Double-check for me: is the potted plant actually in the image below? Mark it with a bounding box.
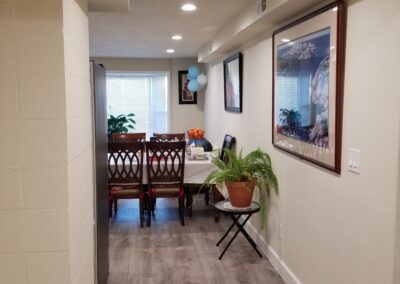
[203,148,278,225]
[279,108,301,136]
[107,113,136,139]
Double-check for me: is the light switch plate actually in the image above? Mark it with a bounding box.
[348,148,361,174]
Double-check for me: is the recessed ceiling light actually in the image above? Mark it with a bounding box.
[332,7,338,12]
[166,49,175,53]
[172,35,183,40]
[281,38,290,43]
[181,3,197,11]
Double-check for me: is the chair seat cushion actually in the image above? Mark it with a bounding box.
[110,185,140,197]
[150,186,184,197]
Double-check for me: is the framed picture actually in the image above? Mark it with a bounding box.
[224,53,242,112]
[178,70,197,104]
[272,0,346,173]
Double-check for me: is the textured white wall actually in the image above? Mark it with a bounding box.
[63,0,94,283]
[92,57,205,134]
[204,0,400,283]
[0,0,93,283]
[0,0,71,283]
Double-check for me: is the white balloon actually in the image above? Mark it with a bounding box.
[197,74,208,86]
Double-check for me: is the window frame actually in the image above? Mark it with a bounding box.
[105,70,171,133]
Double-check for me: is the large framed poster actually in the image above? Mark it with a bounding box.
[272,1,346,173]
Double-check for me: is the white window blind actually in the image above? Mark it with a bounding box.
[106,73,169,138]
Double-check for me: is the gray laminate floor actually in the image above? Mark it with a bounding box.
[108,196,284,284]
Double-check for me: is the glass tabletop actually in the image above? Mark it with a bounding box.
[214,201,260,214]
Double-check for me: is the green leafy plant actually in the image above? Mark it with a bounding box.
[279,108,301,134]
[203,148,278,226]
[107,113,136,134]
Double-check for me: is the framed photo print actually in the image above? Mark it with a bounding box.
[272,1,346,173]
[178,70,197,104]
[224,53,242,112]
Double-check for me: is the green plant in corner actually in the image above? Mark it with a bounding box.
[203,148,278,227]
[107,113,136,135]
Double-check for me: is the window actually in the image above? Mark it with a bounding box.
[106,72,169,138]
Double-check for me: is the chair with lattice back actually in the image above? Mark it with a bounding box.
[112,132,146,142]
[108,142,145,227]
[145,141,186,226]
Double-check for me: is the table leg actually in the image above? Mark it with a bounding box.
[218,214,251,259]
[185,186,193,217]
[230,215,263,258]
[218,213,263,259]
[212,185,224,222]
[216,215,240,246]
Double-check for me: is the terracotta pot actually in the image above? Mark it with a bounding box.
[226,181,255,207]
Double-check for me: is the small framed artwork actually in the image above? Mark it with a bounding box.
[272,0,346,173]
[224,53,242,112]
[178,70,197,104]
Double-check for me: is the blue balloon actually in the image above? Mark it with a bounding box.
[188,65,200,80]
[188,79,199,92]
[187,73,196,80]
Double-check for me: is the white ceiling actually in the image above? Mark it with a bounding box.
[89,0,253,58]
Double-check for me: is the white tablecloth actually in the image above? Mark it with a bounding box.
[182,155,216,184]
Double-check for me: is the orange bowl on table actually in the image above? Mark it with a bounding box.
[187,128,204,139]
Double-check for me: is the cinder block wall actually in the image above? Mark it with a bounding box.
[0,0,94,283]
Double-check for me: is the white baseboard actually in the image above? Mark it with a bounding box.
[244,221,302,284]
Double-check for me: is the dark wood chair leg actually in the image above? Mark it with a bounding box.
[204,191,210,205]
[114,199,118,214]
[151,197,156,213]
[139,198,144,227]
[179,196,185,226]
[143,186,148,211]
[109,199,113,218]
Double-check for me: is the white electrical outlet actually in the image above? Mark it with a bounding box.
[348,148,361,174]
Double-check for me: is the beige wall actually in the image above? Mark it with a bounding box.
[395,126,400,283]
[0,0,93,283]
[92,57,205,133]
[204,0,400,283]
[63,0,94,283]
[0,1,70,283]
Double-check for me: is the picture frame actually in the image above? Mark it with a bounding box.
[178,70,197,104]
[224,53,242,112]
[272,0,346,173]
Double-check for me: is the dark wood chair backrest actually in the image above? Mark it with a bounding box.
[220,134,236,162]
[112,133,146,142]
[108,142,144,186]
[153,133,185,142]
[145,141,186,186]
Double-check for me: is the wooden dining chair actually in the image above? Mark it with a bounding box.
[145,141,186,226]
[108,142,146,227]
[219,134,236,162]
[112,132,146,142]
[208,134,236,222]
[153,132,185,141]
